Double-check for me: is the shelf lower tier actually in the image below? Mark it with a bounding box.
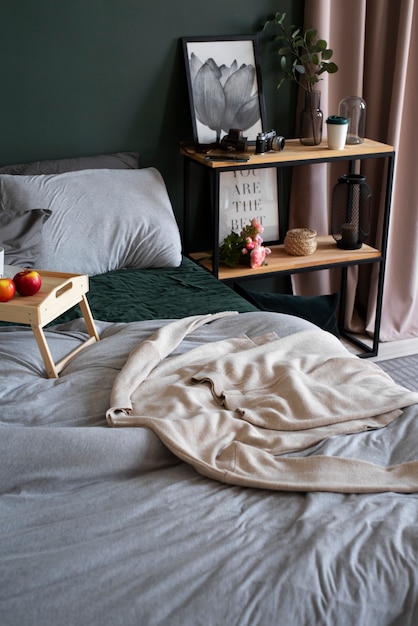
[190,235,382,280]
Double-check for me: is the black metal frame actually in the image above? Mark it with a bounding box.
[182,146,395,358]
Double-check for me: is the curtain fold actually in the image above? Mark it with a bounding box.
[290,0,418,341]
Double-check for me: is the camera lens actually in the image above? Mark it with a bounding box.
[272,136,286,152]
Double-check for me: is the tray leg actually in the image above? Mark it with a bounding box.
[31,296,100,378]
[31,324,59,378]
[79,295,100,341]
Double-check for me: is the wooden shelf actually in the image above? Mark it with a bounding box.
[181,138,394,169]
[182,137,395,357]
[191,236,382,280]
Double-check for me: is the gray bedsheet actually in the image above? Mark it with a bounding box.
[1,312,418,626]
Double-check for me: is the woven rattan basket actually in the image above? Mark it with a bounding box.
[284,228,317,256]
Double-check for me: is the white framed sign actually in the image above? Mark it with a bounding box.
[218,168,279,244]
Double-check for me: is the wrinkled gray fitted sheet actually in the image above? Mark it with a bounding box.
[1,311,418,626]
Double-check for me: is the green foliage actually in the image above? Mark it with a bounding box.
[218,218,268,268]
[263,11,338,92]
[218,231,246,268]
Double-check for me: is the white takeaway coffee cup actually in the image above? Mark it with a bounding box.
[326,115,349,149]
[0,247,4,278]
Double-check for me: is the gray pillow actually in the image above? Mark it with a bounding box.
[0,168,182,275]
[1,208,51,267]
[0,151,139,175]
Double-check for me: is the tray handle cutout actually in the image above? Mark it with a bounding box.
[56,281,73,298]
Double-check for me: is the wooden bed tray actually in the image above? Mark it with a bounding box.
[0,270,99,378]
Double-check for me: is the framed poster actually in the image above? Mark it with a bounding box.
[218,168,279,244]
[182,35,266,145]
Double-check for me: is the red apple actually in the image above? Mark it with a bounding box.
[0,277,16,302]
[13,269,42,297]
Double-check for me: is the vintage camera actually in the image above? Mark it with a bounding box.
[255,130,285,154]
[220,128,248,152]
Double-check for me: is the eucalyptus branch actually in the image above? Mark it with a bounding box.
[263,12,338,92]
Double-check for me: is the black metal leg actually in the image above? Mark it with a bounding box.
[183,158,191,255]
[211,170,220,278]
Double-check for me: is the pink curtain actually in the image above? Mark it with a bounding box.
[290,0,418,341]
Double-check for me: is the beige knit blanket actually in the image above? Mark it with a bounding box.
[107,313,418,493]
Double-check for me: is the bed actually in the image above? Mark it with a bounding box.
[1,152,418,626]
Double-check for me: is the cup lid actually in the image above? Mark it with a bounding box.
[326,115,349,125]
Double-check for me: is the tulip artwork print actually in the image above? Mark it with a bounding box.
[189,55,260,143]
[183,36,265,145]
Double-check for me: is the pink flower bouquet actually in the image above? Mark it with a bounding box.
[219,218,271,268]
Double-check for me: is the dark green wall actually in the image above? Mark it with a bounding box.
[0,0,304,231]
